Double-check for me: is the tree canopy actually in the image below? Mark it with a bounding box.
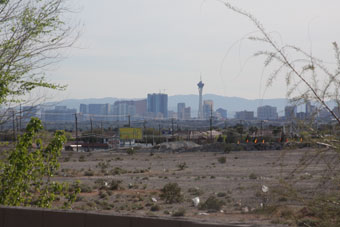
[0,0,77,105]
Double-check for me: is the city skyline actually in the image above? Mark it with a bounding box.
[45,0,340,101]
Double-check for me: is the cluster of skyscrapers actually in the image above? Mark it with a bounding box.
[234,101,331,121]
[7,79,337,123]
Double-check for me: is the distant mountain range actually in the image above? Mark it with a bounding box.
[49,94,300,117]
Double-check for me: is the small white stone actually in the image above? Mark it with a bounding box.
[262,185,269,193]
[242,206,249,213]
[192,197,200,207]
[151,197,157,202]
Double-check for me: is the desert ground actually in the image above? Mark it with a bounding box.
[54,147,327,226]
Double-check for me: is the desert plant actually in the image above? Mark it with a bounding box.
[110,167,127,175]
[84,168,94,176]
[160,183,183,204]
[172,208,186,217]
[222,1,340,225]
[188,187,204,196]
[150,204,160,212]
[79,155,86,162]
[126,148,135,155]
[177,162,188,170]
[217,192,227,197]
[217,156,226,164]
[78,183,93,193]
[109,179,123,190]
[249,173,258,180]
[199,196,225,212]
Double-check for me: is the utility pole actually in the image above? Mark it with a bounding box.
[143,120,147,147]
[158,124,161,143]
[171,118,174,136]
[210,105,213,142]
[74,114,78,152]
[90,117,93,134]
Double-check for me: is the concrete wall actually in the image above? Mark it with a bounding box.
[0,206,252,227]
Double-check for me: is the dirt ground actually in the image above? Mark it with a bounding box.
[55,148,325,226]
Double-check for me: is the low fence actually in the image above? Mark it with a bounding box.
[0,206,254,227]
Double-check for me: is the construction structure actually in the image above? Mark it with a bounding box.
[197,78,204,120]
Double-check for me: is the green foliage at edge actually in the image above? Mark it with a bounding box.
[0,117,80,208]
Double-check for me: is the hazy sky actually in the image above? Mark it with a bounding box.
[49,0,340,101]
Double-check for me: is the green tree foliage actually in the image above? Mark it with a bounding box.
[0,117,80,208]
[0,0,77,105]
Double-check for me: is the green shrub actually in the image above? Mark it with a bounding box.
[109,179,123,190]
[84,168,94,176]
[188,187,204,196]
[177,162,188,170]
[150,204,160,211]
[200,196,225,212]
[217,192,227,197]
[249,173,258,180]
[172,208,186,217]
[160,183,183,204]
[110,167,127,175]
[126,148,135,155]
[0,118,80,208]
[79,155,86,162]
[217,156,226,164]
[79,183,93,193]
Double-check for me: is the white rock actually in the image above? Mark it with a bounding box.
[262,185,269,193]
[198,212,209,216]
[192,197,200,207]
[242,206,249,213]
[151,197,157,202]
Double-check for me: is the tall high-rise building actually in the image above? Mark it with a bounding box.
[177,103,185,120]
[135,99,147,117]
[203,100,213,119]
[197,79,204,119]
[285,105,297,120]
[88,104,110,115]
[112,100,135,121]
[216,108,227,119]
[257,105,278,120]
[235,111,254,120]
[147,93,168,118]
[42,106,76,122]
[184,107,191,120]
[79,104,88,114]
[305,101,317,117]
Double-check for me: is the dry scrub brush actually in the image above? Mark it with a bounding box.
[221,1,340,225]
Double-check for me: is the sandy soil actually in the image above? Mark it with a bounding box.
[55,148,324,226]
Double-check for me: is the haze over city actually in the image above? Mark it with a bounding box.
[48,0,340,101]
